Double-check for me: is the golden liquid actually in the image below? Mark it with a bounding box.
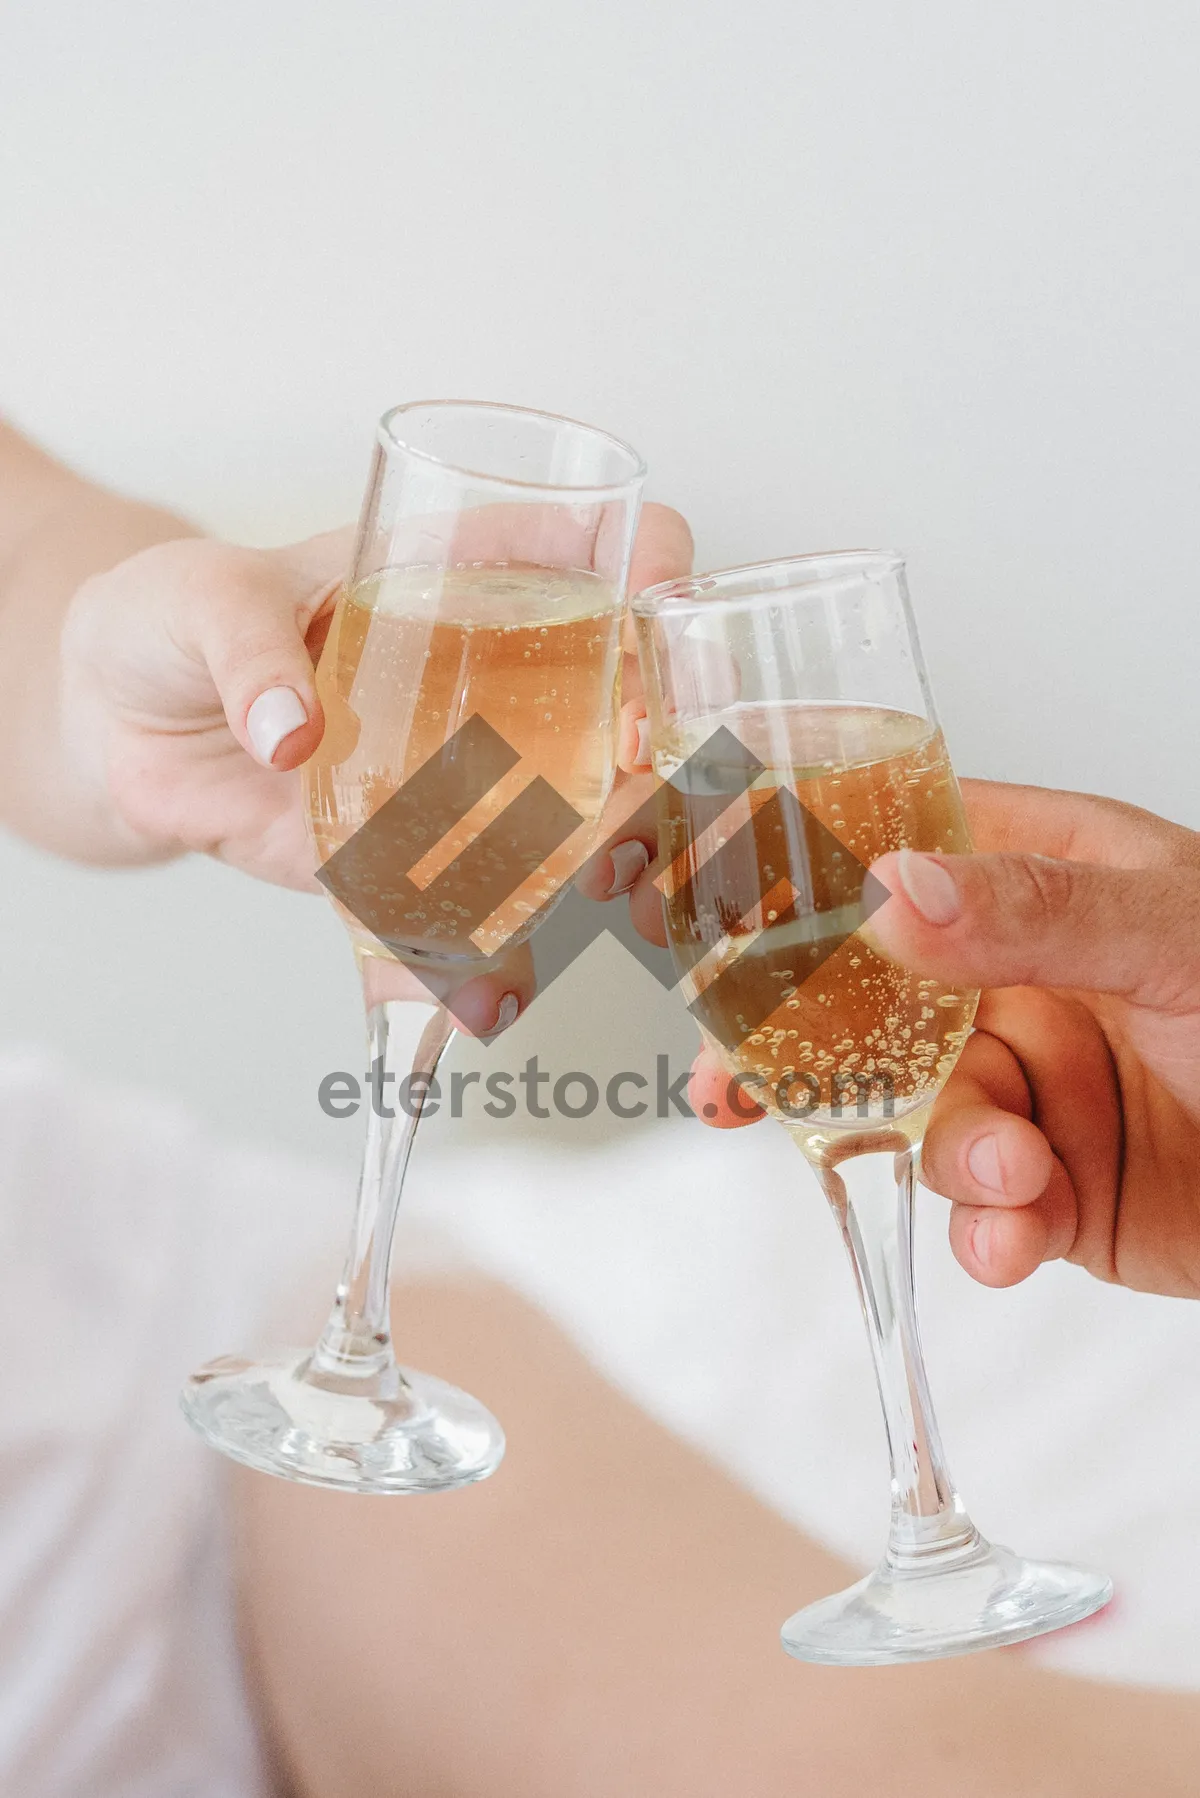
[657,703,978,1139]
[306,563,621,960]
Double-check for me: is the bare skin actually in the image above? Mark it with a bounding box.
[665,778,1200,1297]
[7,418,1200,1789]
[0,420,687,888]
[236,1277,1200,1798]
[0,418,684,1030]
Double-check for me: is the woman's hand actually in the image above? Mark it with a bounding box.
[60,531,351,887]
[45,498,693,891]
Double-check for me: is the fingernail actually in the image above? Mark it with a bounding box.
[247,687,308,766]
[971,1215,1000,1272]
[608,840,650,896]
[634,716,651,768]
[896,848,961,925]
[970,1214,996,1267]
[967,1134,1005,1192]
[485,992,520,1038]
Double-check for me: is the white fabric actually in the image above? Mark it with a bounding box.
[402,1122,1200,1690]
[0,1053,342,1798]
[4,1051,1200,1798]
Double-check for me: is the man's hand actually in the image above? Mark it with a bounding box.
[680,777,1200,1300]
[872,783,1200,1298]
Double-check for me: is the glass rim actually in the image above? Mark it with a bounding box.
[632,549,906,617]
[377,399,647,497]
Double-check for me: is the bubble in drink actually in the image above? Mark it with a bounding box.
[655,702,978,1139]
[306,562,621,961]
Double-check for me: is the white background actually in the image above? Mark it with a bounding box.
[2,0,1199,1157]
[8,4,1200,1699]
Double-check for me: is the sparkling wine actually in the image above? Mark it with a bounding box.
[307,562,621,960]
[656,703,978,1135]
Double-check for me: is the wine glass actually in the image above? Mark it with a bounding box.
[182,400,645,1493]
[633,551,1112,1663]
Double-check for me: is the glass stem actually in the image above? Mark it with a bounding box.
[309,995,453,1386]
[816,1136,981,1570]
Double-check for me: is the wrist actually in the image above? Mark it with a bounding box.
[1,480,199,864]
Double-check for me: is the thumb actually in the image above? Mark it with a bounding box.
[183,528,352,771]
[870,847,1200,1009]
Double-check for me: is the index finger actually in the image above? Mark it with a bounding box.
[961,778,1196,869]
[622,504,694,652]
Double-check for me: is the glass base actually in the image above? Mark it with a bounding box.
[181,1349,506,1494]
[781,1539,1113,1665]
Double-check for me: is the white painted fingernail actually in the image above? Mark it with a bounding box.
[484,992,520,1038]
[608,840,650,896]
[634,716,651,768]
[246,687,308,767]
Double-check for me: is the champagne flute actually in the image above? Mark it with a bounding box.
[182,401,645,1492]
[634,552,1111,1662]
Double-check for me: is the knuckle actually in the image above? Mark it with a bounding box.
[215,639,304,697]
[1138,871,1200,1011]
[658,502,694,547]
[640,502,695,570]
[1169,823,1200,874]
[1100,794,1200,871]
[162,538,258,599]
[60,570,110,661]
[998,852,1076,928]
